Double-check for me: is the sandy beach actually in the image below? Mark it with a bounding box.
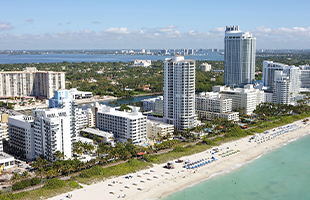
[49,120,310,200]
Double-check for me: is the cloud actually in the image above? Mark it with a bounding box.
[92,21,101,24]
[102,27,129,34]
[66,22,71,25]
[0,22,13,31]
[1,25,310,49]
[25,19,34,23]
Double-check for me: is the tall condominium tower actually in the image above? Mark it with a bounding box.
[163,55,195,130]
[224,26,256,87]
[0,67,65,98]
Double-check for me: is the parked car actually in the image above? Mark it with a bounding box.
[12,169,21,173]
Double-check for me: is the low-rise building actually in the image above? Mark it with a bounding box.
[213,84,264,116]
[131,60,152,67]
[68,88,93,99]
[146,120,174,138]
[80,128,113,144]
[195,92,239,121]
[0,153,15,169]
[199,63,212,72]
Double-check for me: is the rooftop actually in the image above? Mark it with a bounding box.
[81,128,113,138]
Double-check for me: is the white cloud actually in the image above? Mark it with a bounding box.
[0,22,13,31]
[1,25,310,49]
[103,27,129,34]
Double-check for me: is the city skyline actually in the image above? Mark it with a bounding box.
[1,0,310,50]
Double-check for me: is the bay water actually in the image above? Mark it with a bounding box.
[0,54,223,64]
[164,134,310,200]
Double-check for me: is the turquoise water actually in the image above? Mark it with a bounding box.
[164,134,310,200]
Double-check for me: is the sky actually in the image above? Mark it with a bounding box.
[1,0,310,50]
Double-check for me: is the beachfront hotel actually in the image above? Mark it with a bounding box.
[195,92,239,121]
[224,26,256,87]
[96,104,147,144]
[0,67,65,99]
[262,61,302,105]
[163,55,196,130]
[8,115,35,161]
[146,120,174,138]
[213,84,264,116]
[32,109,73,161]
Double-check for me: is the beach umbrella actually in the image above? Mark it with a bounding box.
[133,182,138,186]
[110,191,115,195]
[125,185,130,189]
[108,183,113,187]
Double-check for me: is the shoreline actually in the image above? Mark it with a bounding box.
[49,120,309,200]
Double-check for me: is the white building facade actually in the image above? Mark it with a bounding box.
[263,61,302,105]
[163,55,196,130]
[96,105,147,144]
[8,115,35,161]
[299,65,310,89]
[146,120,174,138]
[195,93,239,121]
[213,85,264,115]
[131,60,152,67]
[199,63,212,72]
[0,67,65,98]
[141,96,163,114]
[224,26,256,87]
[33,109,72,161]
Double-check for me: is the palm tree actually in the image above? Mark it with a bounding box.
[54,150,65,160]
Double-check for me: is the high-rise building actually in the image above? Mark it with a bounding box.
[0,67,65,98]
[8,115,35,160]
[33,109,72,161]
[224,26,256,87]
[163,55,195,130]
[273,67,301,105]
[299,65,310,89]
[141,96,163,114]
[49,90,77,143]
[262,61,302,105]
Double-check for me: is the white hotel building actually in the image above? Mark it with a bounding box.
[8,115,35,161]
[0,67,65,98]
[262,61,302,105]
[96,105,147,144]
[213,85,264,116]
[33,109,72,161]
[163,55,196,130]
[195,92,239,121]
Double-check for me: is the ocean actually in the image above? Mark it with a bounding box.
[0,54,223,64]
[163,133,310,200]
